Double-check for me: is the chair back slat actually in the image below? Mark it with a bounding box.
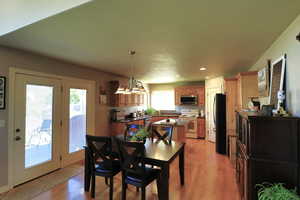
[113,137,146,177]
[152,125,174,143]
[86,135,115,169]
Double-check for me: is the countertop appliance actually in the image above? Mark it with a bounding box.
[179,109,199,138]
[214,93,226,154]
[180,96,198,105]
[111,109,125,121]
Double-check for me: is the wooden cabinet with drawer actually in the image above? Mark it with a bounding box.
[236,111,300,200]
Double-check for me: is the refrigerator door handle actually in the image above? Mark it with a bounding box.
[213,95,216,126]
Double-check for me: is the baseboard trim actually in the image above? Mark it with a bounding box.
[0,185,10,194]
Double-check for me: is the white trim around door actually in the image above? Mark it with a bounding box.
[7,67,96,188]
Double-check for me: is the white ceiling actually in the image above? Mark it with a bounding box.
[0,0,91,36]
[1,0,300,83]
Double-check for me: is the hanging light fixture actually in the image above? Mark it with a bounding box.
[115,87,125,94]
[115,50,146,94]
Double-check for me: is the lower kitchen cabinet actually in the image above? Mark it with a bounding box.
[110,120,145,136]
[197,118,205,138]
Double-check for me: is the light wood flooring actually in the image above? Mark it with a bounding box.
[32,139,240,200]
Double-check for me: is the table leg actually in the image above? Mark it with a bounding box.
[179,146,185,185]
[84,149,91,192]
[159,163,170,200]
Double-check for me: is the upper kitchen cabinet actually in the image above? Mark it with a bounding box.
[175,85,205,106]
[224,72,258,134]
[236,72,259,110]
[109,81,145,107]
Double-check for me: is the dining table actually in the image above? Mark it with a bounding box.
[84,137,185,200]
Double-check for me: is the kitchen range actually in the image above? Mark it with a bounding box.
[179,109,205,139]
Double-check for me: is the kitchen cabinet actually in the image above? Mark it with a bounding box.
[236,111,300,200]
[224,78,238,134]
[225,72,258,165]
[110,81,146,107]
[175,85,205,106]
[197,118,205,138]
[111,122,125,136]
[236,72,259,110]
[111,119,146,136]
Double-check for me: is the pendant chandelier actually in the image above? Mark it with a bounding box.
[115,50,146,94]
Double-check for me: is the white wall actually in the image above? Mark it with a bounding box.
[249,14,300,117]
[0,0,91,36]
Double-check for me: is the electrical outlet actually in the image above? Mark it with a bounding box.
[0,120,6,128]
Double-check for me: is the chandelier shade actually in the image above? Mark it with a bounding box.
[114,50,146,94]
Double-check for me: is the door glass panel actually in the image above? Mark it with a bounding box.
[25,84,53,168]
[69,88,87,153]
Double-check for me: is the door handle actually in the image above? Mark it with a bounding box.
[16,128,20,133]
[15,136,21,141]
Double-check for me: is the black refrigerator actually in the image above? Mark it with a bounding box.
[214,93,227,155]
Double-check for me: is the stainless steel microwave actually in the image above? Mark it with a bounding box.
[180,96,198,105]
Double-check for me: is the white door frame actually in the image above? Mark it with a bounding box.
[8,67,95,189]
[205,87,221,142]
[61,80,95,167]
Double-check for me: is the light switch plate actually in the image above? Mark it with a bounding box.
[0,120,6,128]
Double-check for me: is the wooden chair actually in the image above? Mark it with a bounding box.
[85,135,121,200]
[113,137,161,200]
[151,125,174,144]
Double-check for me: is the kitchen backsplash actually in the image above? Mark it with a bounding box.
[110,105,147,118]
[175,105,205,114]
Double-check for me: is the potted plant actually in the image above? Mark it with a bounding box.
[145,107,157,116]
[256,182,300,200]
[130,128,150,143]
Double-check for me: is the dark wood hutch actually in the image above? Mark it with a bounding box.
[236,111,300,200]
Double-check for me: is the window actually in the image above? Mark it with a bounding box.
[151,90,175,110]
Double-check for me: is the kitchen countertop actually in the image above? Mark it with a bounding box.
[152,118,190,127]
[113,115,205,123]
[114,116,152,123]
[152,114,180,117]
[197,116,206,119]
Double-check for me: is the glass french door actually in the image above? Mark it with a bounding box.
[13,74,61,186]
[61,81,95,167]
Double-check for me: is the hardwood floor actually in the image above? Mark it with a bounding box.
[33,139,240,200]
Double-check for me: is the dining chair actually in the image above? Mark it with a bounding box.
[144,119,153,133]
[113,137,162,200]
[151,125,174,144]
[85,135,121,200]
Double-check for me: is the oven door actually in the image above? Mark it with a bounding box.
[185,118,198,138]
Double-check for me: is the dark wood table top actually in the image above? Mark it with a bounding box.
[115,136,185,165]
[144,139,185,163]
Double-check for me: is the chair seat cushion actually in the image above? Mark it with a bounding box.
[126,167,160,185]
[95,160,120,175]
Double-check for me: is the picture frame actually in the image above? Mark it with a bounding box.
[258,60,271,97]
[269,55,286,109]
[0,76,6,110]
